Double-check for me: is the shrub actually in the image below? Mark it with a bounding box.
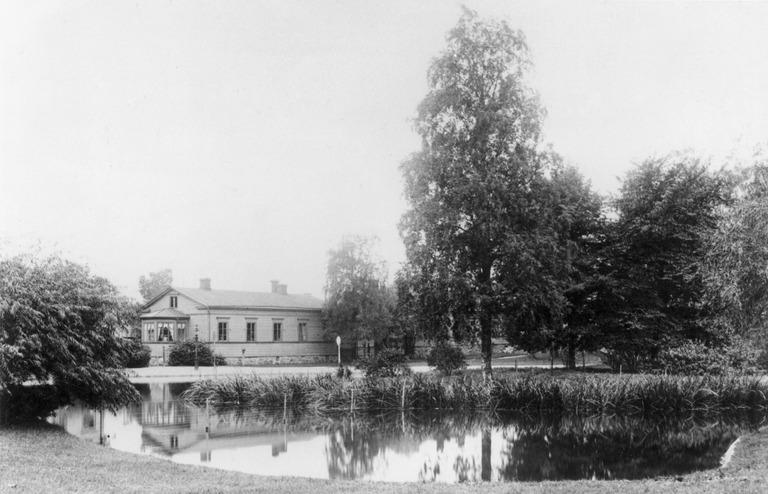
[1,384,69,424]
[651,339,759,375]
[122,338,151,368]
[426,343,467,375]
[167,340,227,366]
[356,348,411,378]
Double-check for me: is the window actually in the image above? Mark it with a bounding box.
[177,322,186,341]
[158,322,173,341]
[297,321,307,342]
[170,296,178,308]
[272,321,282,341]
[246,322,256,342]
[143,322,155,342]
[218,321,228,341]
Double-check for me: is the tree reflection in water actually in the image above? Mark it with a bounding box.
[320,411,760,482]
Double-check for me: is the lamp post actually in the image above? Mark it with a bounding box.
[336,335,342,368]
[194,325,199,371]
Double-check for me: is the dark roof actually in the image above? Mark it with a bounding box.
[174,287,323,310]
[140,307,190,319]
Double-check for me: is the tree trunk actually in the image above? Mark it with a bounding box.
[565,340,577,370]
[480,311,493,379]
[0,388,8,426]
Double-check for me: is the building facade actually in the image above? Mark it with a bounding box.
[140,279,337,364]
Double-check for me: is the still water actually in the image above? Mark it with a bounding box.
[50,382,752,483]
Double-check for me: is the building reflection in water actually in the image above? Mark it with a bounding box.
[50,382,751,483]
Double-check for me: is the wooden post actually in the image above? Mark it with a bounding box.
[99,409,104,446]
[283,393,287,422]
[401,381,406,410]
[350,388,354,413]
[205,398,210,436]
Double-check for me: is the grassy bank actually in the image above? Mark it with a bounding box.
[1,421,767,493]
[182,372,768,416]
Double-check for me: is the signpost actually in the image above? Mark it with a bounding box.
[336,335,341,367]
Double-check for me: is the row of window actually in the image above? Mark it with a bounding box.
[216,320,308,342]
[142,322,186,342]
[142,320,310,342]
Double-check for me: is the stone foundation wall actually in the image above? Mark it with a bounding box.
[144,342,337,366]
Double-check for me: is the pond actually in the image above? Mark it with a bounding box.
[50,382,756,483]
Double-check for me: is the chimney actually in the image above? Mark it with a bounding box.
[270,280,280,293]
[200,278,211,291]
[278,284,288,295]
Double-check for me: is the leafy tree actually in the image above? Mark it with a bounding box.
[0,254,140,422]
[545,163,606,368]
[138,268,172,301]
[400,10,561,375]
[702,160,768,344]
[601,155,731,370]
[322,236,396,348]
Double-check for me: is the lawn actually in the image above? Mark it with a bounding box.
[1,421,766,493]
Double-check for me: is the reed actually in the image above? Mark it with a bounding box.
[181,372,768,416]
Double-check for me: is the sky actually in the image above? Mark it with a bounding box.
[2,0,768,300]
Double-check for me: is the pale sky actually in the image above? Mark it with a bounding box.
[2,0,768,300]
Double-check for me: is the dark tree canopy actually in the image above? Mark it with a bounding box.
[600,155,732,370]
[138,268,172,301]
[322,236,396,346]
[533,163,605,367]
[400,10,561,374]
[0,254,139,415]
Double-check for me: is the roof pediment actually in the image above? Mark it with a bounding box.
[140,307,190,319]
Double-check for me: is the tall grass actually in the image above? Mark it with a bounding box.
[181,372,768,416]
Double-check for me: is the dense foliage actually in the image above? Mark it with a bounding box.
[322,236,396,347]
[121,338,152,368]
[167,340,226,367]
[426,343,467,375]
[601,156,732,370]
[650,339,759,376]
[356,348,411,378]
[0,254,140,417]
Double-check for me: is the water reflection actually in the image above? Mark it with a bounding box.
[50,382,762,483]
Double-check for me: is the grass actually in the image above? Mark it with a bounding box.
[182,372,768,416]
[2,421,768,493]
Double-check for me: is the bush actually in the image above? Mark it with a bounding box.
[356,348,411,378]
[167,341,227,366]
[121,338,151,368]
[651,339,759,375]
[426,343,467,375]
[1,385,69,424]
